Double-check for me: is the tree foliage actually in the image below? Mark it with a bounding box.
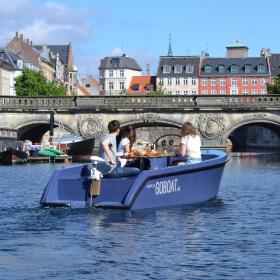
[267,73,280,94]
[147,85,166,96]
[15,68,66,96]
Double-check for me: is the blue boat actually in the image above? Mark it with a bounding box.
[40,150,228,210]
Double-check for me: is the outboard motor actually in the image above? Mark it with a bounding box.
[89,161,102,207]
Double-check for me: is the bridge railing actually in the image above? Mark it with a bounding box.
[0,95,280,110]
[0,96,74,110]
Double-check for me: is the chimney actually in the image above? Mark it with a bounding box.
[146,64,151,76]
[16,31,19,38]
[20,34,23,41]
[122,54,126,57]
[30,41,32,47]
[26,39,29,45]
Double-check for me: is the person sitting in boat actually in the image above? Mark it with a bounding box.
[98,120,140,177]
[117,125,150,169]
[180,122,201,164]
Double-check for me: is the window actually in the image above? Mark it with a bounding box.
[211,78,216,86]
[204,65,212,73]
[252,89,258,94]
[231,89,238,95]
[120,69,124,77]
[211,90,217,95]
[163,65,171,73]
[220,90,226,95]
[109,70,113,77]
[146,84,154,92]
[252,77,258,86]
[218,65,225,73]
[183,90,188,94]
[242,77,248,86]
[192,77,196,85]
[183,77,188,85]
[174,65,182,73]
[100,70,104,78]
[202,90,208,95]
[192,90,197,95]
[119,81,124,90]
[220,78,226,86]
[230,65,239,73]
[131,84,140,91]
[167,91,172,94]
[175,77,180,85]
[186,65,194,73]
[244,65,251,73]
[257,64,266,73]
[111,58,119,66]
[175,90,180,95]
[262,77,266,85]
[109,82,114,90]
[242,89,249,95]
[261,89,267,95]
[159,78,164,85]
[231,77,237,86]
[85,84,91,88]
[167,77,172,85]
[202,78,208,86]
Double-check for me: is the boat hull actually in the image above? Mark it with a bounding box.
[0,148,28,165]
[67,138,95,162]
[40,150,228,210]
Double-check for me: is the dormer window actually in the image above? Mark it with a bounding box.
[257,64,266,73]
[244,64,251,73]
[111,58,119,67]
[230,65,238,73]
[186,64,194,73]
[218,65,225,73]
[145,84,154,92]
[204,65,212,73]
[163,65,171,73]
[131,84,140,92]
[174,65,182,73]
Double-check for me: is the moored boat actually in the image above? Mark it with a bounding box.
[40,150,229,210]
[67,138,95,162]
[0,148,28,165]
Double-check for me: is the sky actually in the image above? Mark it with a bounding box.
[0,0,280,78]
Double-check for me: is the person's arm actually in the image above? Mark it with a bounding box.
[123,143,130,155]
[180,137,187,157]
[102,139,116,165]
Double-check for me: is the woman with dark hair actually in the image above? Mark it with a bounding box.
[180,122,201,164]
[117,125,136,156]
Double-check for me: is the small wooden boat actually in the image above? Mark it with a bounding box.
[67,138,95,162]
[40,150,229,210]
[0,148,28,165]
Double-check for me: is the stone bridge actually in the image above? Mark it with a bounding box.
[0,95,280,149]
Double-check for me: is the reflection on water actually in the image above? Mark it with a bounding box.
[0,154,280,280]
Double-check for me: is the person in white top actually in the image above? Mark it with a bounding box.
[117,126,136,156]
[180,122,201,164]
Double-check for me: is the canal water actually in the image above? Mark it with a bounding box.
[0,153,279,280]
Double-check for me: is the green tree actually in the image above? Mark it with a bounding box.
[119,89,128,95]
[147,85,166,96]
[267,73,280,94]
[15,68,66,96]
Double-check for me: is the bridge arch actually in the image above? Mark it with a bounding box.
[16,120,75,143]
[225,119,280,150]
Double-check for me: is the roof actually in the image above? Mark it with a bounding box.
[88,75,99,85]
[0,49,22,70]
[0,57,14,71]
[99,55,142,71]
[269,54,280,76]
[157,56,200,77]
[226,40,248,49]
[128,76,156,94]
[34,45,69,65]
[77,85,91,96]
[199,57,269,77]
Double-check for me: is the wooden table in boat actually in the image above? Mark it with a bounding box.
[123,153,171,170]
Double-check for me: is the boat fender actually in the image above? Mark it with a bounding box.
[89,162,103,205]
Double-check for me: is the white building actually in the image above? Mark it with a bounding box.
[99,54,142,95]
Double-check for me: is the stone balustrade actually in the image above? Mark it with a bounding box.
[0,95,280,111]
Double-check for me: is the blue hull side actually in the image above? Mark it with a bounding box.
[40,150,228,210]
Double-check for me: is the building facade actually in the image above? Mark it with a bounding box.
[99,54,142,95]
